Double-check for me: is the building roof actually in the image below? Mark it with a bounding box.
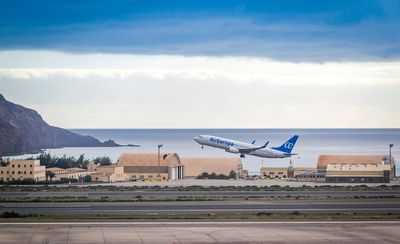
[66,167,87,173]
[260,167,288,171]
[117,153,181,167]
[92,172,112,176]
[327,163,390,171]
[46,167,66,172]
[181,157,242,177]
[317,155,385,169]
[292,167,316,171]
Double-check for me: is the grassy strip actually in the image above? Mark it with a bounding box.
[1,195,399,203]
[1,184,399,192]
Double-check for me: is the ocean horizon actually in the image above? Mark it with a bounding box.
[11,128,400,175]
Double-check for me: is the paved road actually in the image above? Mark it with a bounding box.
[1,190,399,197]
[1,200,399,215]
[0,221,399,243]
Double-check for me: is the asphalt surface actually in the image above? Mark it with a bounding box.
[1,221,399,243]
[1,199,399,215]
[1,190,400,197]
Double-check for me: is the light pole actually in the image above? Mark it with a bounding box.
[389,144,394,178]
[157,144,163,179]
[389,143,394,165]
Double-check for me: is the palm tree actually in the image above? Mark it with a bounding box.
[46,171,56,181]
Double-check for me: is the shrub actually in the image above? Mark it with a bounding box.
[257,212,272,217]
[196,172,230,179]
[290,211,300,216]
[1,211,21,218]
[83,175,92,182]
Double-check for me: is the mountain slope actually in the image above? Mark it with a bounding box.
[0,94,119,155]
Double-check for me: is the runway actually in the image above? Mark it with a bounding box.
[1,199,399,215]
[0,221,399,243]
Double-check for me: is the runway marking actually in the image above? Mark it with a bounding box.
[12,208,398,212]
[0,221,399,225]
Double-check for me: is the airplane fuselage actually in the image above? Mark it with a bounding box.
[193,135,292,158]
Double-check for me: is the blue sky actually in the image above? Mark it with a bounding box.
[0,1,399,128]
[1,0,399,61]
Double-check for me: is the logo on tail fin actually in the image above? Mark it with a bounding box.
[272,135,299,154]
[284,142,294,150]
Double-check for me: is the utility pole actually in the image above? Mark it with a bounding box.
[157,144,163,180]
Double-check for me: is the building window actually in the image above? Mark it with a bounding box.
[12,165,14,168]
[18,165,20,168]
[24,165,26,168]
[30,171,32,175]
[12,171,14,174]
[24,171,26,174]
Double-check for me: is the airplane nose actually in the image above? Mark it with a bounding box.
[193,136,200,142]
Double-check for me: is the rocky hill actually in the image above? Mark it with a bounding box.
[0,94,120,155]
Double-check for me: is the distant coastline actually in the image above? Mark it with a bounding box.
[0,94,138,156]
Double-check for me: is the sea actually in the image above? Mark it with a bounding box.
[12,129,400,175]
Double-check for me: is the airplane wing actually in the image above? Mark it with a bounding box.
[238,142,269,153]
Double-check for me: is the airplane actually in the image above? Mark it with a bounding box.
[193,135,299,159]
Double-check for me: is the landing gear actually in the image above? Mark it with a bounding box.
[201,145,204,149]
[240,154,245,158]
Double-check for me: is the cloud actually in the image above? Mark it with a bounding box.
[0,1,399,61]
[0,52,399,87]
[0,50,399,128]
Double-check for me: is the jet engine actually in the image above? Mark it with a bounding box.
[226,147,239,154]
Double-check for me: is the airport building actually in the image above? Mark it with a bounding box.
[260,166,316,179]
[294,171,326,182]
[89,163,126,182]
[181,157,243,179]
[318,155,395,183]
[259,155,396,183]
[0,160,45,182]
[47,167,93,181]
[325,163,391,183]
[116,152,184,181]
[260,167,288,179]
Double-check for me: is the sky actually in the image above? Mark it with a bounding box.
[0,0,399,128]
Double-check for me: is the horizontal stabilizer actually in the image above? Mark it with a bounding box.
[238,141,269,153]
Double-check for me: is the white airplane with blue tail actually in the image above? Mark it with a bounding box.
[193,135,299,159]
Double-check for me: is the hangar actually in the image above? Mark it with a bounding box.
[318,155,395,183]
[116,152,184,181]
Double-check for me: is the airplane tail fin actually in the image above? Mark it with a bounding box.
[271,135,299,154]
